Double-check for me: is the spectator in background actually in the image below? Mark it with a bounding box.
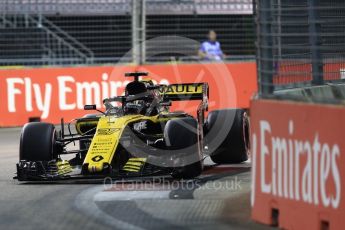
[198,30,226,61]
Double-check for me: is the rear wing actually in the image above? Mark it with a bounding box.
[158,83,209,101]
[124,73,209,123]
[158,83,209,123]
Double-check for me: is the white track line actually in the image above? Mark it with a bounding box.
[94,190,171,201]
[75,186,146,230]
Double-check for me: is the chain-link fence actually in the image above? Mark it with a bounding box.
[0,0,255,66]
[256,0,345,95]
[145,14,255,62]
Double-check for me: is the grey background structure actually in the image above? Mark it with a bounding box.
[0,0,256,66]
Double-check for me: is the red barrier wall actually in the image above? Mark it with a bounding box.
[274,62,345,84]
[0,62,257,126]
[251,99,345,230]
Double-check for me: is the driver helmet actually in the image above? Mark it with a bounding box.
[124,81,154,115]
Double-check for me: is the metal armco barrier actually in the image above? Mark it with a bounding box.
[0,62,257,126]
[251,99,345,230]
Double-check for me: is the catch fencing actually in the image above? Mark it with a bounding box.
[0,0,256,66]
[256,0,345,94]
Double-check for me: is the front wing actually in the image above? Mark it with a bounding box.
[15,159,173,182]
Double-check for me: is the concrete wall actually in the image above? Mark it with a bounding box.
[274,83,345,103]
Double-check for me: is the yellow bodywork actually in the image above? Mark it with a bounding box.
[161,83,204,95]
[53,160,72,175]
[122,158,147,172]
[81,82,206,174]
[83,115,162,173]
[56,160,72,174]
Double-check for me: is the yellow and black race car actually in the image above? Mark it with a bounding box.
[15,72,249,181]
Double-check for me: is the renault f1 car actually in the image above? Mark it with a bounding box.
[15,72,249,181]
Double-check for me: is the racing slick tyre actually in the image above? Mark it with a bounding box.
[164,117,203,179]
[20,122,57,161]
[205,109,249,164]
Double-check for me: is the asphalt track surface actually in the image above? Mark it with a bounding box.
[0,127,271,230]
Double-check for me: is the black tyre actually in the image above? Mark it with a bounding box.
[205,109,249,164]
[164,117,203,179]
[20,122,57,161]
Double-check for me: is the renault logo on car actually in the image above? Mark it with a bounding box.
[91,155,104,162]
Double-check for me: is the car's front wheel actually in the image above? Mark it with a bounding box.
[20,122,57,161]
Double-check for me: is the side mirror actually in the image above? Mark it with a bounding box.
[160,101,172,107]
[84,104,97,110]
[147,85,160,90]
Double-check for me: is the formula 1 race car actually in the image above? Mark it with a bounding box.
[15,72,249,181]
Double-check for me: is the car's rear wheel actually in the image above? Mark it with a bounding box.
[205,109,249,164]
[164,117,203,179]
[20,122,57,161]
